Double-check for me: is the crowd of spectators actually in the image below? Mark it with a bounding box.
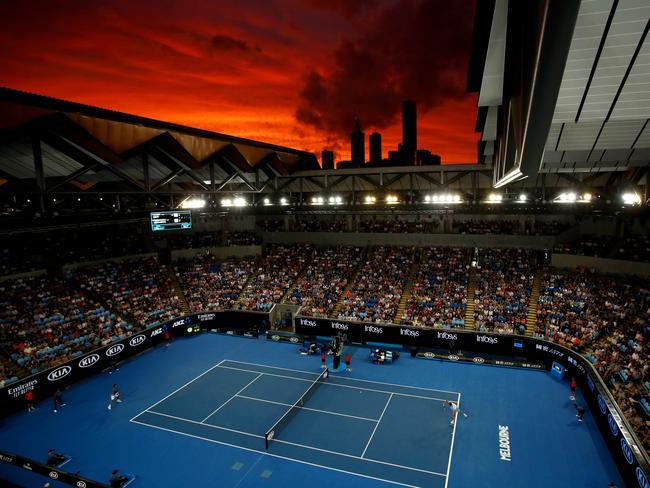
[532,220,573,236]
[176,254,257,312]
[258,220,284,232]
[290,220,348,232]
[70,257,183,328]
[613,234,650,263]
[554,235,615,257]
[358,219,437,233]
[223,231,261,246]
[162,230,261,249]
[0,276,130,376]
[238,244,313,311]
[287,247,361,316]
[400,248,469,328]
[474,248,535,334]
[337,247,412,323]
[454,220,522,235]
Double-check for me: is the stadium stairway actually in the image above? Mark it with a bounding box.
[464,266,477,329]
[0,353,30,381]
[168,268,190,314]
[396,260,419,323]
[332,248,368,316]
[525,269,543,336]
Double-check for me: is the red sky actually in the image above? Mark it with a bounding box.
[0,0,478,164]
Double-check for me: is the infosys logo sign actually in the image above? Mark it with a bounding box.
[364,325,383,334]
[400,328,420,338]
[331,321,349,331]
[621,438,634,464]
[300,318,317,327]
[437,331,457,341]
[106,343,125,357]
[47,366,72,382]
[637,467,649,488]
[476,334,498,345]
[597,394,607,414]
[608,413,619,436]
[78,354,100,368]
[129,335,146,347]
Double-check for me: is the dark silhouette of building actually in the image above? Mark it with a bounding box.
[402,100,417,165]
[322,150,334,170]
[369,132,382,165]
[350,117,365,167]
[416,149,441,166]
[336,160,354,169]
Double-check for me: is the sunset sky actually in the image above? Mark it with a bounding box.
[0,0,478,164]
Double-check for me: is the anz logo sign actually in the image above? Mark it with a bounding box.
[106,343,125,357]
[637,467,650,488]
[597,394,607,415]
[620,438,634,465]
[78,354,100,368]
[129,335,146,347]
[607,413,619,437]
[47,366,72,382]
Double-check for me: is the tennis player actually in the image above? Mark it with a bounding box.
[107,384,123,410]
[443,400,468,426]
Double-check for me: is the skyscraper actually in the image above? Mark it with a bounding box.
[402,100,417,165]
[350,117,365,167]
[369,132,382,165]
[322,150,334,170]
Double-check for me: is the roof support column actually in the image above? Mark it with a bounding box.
[32,137,46,214]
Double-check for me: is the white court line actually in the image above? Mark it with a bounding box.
[130,359,226,421]
[129,418,420,488]
[444,392,461,488]
[145,409,263,438]
[361,393,393,458]
[58,457,72,467]
[271,436,446,477]
[235,394,379,422]
[201,373,263,423]
[217,364,452,402]
[137,409,446,478]
[224,359,461,395]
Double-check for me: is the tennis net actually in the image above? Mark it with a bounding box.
[264,367,329,449]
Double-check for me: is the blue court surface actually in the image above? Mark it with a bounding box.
[0,334,625,488]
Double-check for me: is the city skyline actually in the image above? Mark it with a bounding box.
[0,0,478,165]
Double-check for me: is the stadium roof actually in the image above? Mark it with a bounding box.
[0,87,319,194]
[468,0,650,187]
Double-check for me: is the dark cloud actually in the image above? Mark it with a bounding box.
[210,34,259,53]
[295,0,475,138]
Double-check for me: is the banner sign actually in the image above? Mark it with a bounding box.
[0,449,110,488]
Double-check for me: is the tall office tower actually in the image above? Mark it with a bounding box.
[402,100,417,165]
[322,150,334,170]
[350,118,365,167]
[369,132,382,165]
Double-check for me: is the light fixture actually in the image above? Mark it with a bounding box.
[364,195,376,204]
[335,196,342,204]
[280,197,287,205]
[181,198,206,209]
[233,197,246,207]
[518,194,527,202]
[487,193,502,203]
[312,196,324,205]
[424,195,431,203]
[622,192,641,205]
[221,198,233,207]
[263,198,271,205]
[385,194,398,204]
[582,193,592,202]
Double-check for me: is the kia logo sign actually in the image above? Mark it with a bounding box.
[597,394,607,414]
[78,354,100,368]
[423,352,435,359]
[473,357,485,364]
[637,467,650,488]
[77,482,87,488]
[448,355,459,361]
[49,471,59,479]
[129,335,146,347]
[47,366,72,382]
[271,335,280,341]
[608,413,619,436]
[289,337,299,343]
[106,343,125,357]
[621,438,634,464]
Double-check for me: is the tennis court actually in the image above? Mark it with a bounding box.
[130,359,461,488]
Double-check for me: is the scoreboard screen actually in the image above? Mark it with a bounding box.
[150,210,192,231]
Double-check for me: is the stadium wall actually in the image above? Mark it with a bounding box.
[261,231,555,249]
[552,254,650,276]
[170,245,262,260]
